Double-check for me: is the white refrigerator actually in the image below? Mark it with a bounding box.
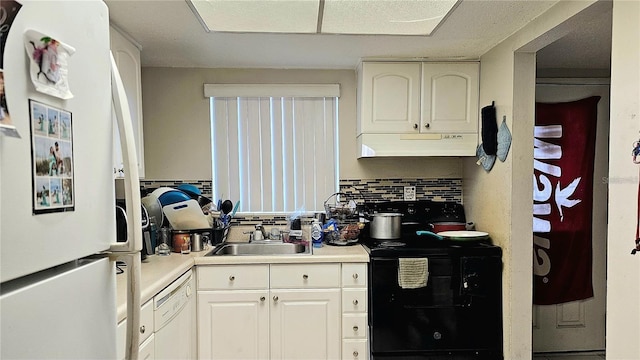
[0,1,142,359]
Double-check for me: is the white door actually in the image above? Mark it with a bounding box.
[197,290,269,360]
[532,81,609,352]
[270,289,341,360]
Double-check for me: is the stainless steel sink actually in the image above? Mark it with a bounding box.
[205,242,310,256]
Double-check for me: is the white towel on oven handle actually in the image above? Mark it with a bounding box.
[398,258,429,289]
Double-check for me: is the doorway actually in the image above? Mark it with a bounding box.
[532,80,609,354]
[530,3,612,356]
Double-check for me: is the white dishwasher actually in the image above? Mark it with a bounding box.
[154,269,196,359]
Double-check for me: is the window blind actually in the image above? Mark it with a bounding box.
[211,96,338,212]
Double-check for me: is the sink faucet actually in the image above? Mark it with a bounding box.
[252,224,268,242]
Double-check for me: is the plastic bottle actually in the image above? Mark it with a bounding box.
[311,219,323,248]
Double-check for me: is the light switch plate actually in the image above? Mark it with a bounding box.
[404,186,416,201]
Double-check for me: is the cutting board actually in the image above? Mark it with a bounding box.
[162,200,210,230]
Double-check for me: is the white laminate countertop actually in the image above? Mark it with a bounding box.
[115,244,369,322]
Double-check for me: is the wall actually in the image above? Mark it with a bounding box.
[462,1,599,358]
[606,1,640,358]
[140,67,462,182]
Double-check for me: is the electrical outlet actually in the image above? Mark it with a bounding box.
[404,186,416,201]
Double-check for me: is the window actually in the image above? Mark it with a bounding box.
[206,84,340,213]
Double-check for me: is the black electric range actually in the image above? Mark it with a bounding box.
[361,201,503,360]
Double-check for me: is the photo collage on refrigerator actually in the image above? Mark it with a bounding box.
[29,99,74,214]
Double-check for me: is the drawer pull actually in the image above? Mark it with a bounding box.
[353,325,359,332]
[260,296,266,302]
[139,325,145,334]
[273,296,279,302]
[229,275,235,281]
[302,274,309,280]
[353,299,359,305]
[352,273,359,279]
[353,350,359,357]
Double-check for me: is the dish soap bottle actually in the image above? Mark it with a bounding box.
[311,219,323,248]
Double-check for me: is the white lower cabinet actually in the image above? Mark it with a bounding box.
[270,289,341,359]
[197,263,350,360]
[341,264,369,360]
[198,290,270,360]
[342,339,368,360]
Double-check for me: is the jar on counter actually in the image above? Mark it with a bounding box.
[172,231,190,253]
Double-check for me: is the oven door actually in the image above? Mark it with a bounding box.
[369,256,502,358]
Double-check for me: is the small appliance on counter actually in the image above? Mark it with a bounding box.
[116,200,153,260]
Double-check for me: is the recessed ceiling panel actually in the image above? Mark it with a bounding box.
[321,0,459,35]
[190,0,320,33]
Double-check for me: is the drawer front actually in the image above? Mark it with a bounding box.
[342,313,368,339]
[139,300,154,344]
[342,339,368,360]
[270,263,340,288]
[341,263,368,288]
[116,300,154,360]
[197,265,269,290]
[342,288,368,313]
[138,334,155,360]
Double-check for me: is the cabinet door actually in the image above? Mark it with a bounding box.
[198,291,269,360]
[421,62,479,133]
[270,289,341,360]
[110,26,145,178]
[359,62,421,133]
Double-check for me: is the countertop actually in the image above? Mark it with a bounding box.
[115,244,369,322]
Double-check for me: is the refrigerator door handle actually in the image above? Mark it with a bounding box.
[115,253,141,360]
[109,51,142,254]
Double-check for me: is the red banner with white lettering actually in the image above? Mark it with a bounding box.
[533,96,600,305]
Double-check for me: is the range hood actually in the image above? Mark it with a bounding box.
[357,133,478,158]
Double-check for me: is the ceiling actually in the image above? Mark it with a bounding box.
[105,0,612,71]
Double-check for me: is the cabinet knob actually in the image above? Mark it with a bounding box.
[413,123,418,130]
[352,273,359,280]
[353,325,359,332]
[260,296,266,302]
[425,123,430,129]
[139,325,145,334]
[353,351,359,357]
[273,296,279,302]
[353,299,359,306]
[302,274,309,280]
[229,275,235,281]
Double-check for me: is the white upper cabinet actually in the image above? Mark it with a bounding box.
[358,62,421,134]
[357,61,480,157]
[110,26,145,178]
[421,63,479,133]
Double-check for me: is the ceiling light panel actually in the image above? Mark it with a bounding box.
[190,0,320,33]
[322,0,459,35]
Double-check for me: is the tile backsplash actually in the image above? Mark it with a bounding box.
[339,178,462,204]
[140,178,462,227]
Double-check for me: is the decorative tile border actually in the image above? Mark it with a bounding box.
[339,178,462,203]
[140,178,462,226]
